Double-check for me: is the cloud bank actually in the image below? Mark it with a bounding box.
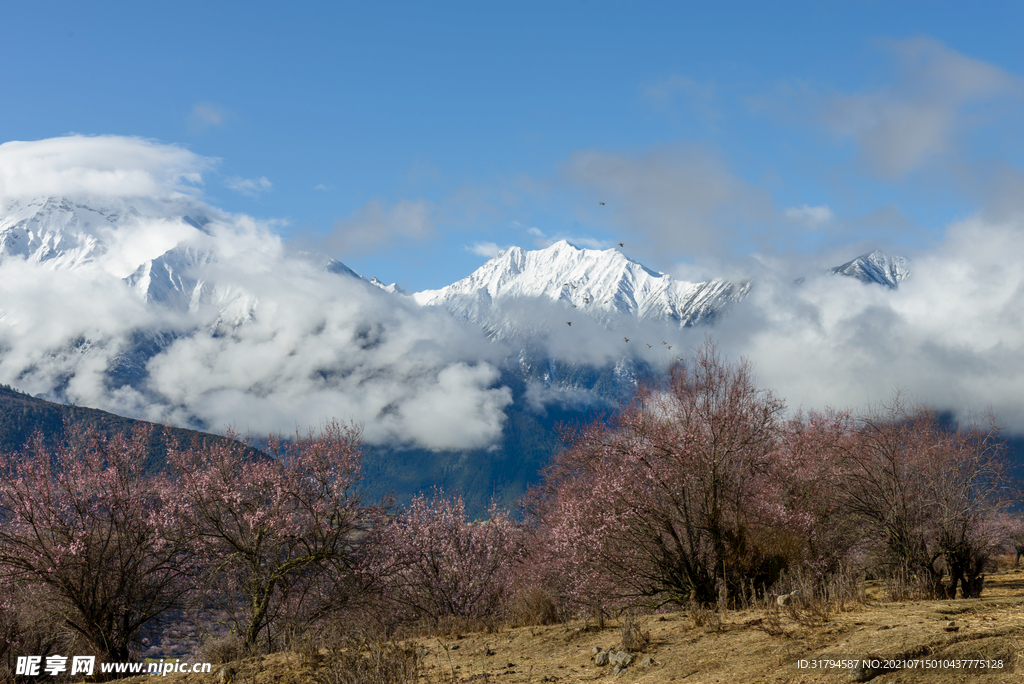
[708,212,1024,431]
[0,136,510,450]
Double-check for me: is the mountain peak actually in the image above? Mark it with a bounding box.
[370,276,408,295]
[413,241,748,334]
[829,250,910,289]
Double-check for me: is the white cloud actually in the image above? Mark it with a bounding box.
[467,242,504,258]
[314,183,331,192]
[709,212,1024,431]
[139,259,513,448]
[0,135,212,200]
[225,176,272,197]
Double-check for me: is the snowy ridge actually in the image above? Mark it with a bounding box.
[829,249,911,289]
[370,277,408,295]
[0,197,373,319]
[0,197,113,268]
[125,245,216,310]
[413,240,750,333]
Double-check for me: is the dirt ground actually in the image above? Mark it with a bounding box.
[121,558,1024,684]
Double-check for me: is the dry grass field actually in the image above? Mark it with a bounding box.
[122,558,1024,684]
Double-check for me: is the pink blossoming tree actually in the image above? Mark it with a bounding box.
[168,420,372,649]
[846,398,1018,597]
[367,489,525,626]
[0,423,190,662]
[531,340,804,609]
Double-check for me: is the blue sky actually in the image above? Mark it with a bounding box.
[4,1,1024,291]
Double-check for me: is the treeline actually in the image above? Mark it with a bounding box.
[0,341,1021,674]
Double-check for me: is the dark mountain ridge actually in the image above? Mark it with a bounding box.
[0,383,260,471]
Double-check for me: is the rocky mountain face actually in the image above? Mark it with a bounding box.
[0,196,116,268]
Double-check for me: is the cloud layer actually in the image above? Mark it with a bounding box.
[4,124,1024,450]
[0,136,510,450]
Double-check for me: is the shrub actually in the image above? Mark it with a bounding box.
[507,586,562,627]
[844,398,1016,599]
[199,633,248,665]
[530,340,808,610]
[314,636,420,684]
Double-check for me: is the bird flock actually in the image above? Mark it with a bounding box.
[559,231,677,358]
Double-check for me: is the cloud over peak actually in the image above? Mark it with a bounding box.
[0,135,213,201]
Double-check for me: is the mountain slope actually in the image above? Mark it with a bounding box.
[0,383,260,470]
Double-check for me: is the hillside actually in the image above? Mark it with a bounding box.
[0,383,259,468]
[119,559,1024,683]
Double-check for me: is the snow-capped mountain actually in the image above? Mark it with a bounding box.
[413,240,751,335]
[0,196,115,268]
[0,197,365,317]
[0,197,263,322]
[829,249,910,289]
[125,245,216,310]
[0,193,918,440]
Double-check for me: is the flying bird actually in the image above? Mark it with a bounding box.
[583,297,589,303]
[623,337,629,342]
[567,322,572,326]
[646,344,652,348]
[572,304,577,308]
[618,242,624,247]
[667,345,672,350]
[600,201,606,206]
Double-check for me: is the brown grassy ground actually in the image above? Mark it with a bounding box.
[122,558,1024,684]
